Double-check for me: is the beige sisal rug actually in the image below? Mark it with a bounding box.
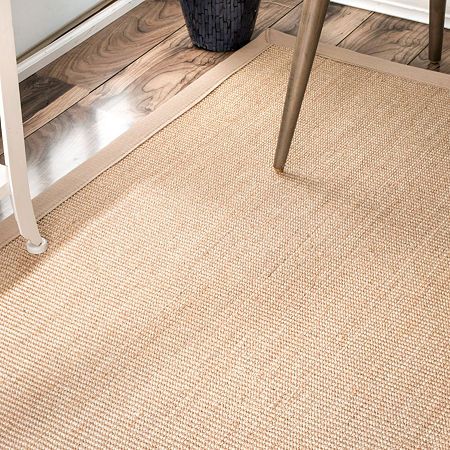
[0,31,449,448]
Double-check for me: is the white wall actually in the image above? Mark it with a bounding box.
[11,0,106,56]
[333,0,450,28]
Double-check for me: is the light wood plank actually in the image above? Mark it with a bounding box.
[82,0,297,113]
[273,2,372,44]
[338,12,429,64]
[269,0,303,7]
[22,85,90,137]
[0,83,88,153]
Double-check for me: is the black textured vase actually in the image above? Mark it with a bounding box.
[180,0,261,52]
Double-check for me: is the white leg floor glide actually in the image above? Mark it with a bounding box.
[0,0,47,254]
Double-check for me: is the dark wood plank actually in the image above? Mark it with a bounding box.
[409,29,450,74]
[16,0,185,139]
[273,2,372,44]
[0,0,295,219]
[82,0,300,116]
[338,12,429,64]
[39,0,185,90]
[20,75,73,122]
[1,76,83,143]
[270,0,303,6]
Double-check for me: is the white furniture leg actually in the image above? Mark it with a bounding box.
[0,0,47,254]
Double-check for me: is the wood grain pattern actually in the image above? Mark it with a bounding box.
[0,83,88,152]
[15,0,185,140]
[274,2,372,44]
[19,75,74,122]
[22,86,90,137]
[338,12,429,64]
[82,0,299,116]
[410,29,450,74]
[39,0,185,90]
[269,0,303,7]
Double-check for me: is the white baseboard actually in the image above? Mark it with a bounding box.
[333,0,450,28]
[17,0,146,82]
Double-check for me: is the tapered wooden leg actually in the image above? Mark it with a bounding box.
[274,0,329,173]
[429,0,447,62]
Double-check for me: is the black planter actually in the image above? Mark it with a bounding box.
[179,0,261,52]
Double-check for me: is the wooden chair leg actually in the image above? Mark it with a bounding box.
[429,0,447,62]
[274,0,330,173]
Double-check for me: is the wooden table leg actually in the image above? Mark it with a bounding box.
[274,0,330,173]
[429,0,447,62]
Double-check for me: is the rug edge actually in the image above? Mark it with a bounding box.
[1,29,448,249]
[0,31,274,249]
[268,29,450,90]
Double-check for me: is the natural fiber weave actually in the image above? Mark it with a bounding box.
[1,45,449,448]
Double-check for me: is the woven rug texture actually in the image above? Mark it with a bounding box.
[0,46,449,448]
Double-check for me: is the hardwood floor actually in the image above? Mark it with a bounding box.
[18,0,186,138]
[410,28,450,72]
[1,0,448,220]
[339,12,430,63]
[273,3,373,44]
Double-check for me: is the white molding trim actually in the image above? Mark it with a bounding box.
[17,0,146,82]
[333,0,450,28]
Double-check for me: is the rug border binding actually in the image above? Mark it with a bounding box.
[1,29,448,249]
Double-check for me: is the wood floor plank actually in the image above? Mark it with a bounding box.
[338,12,429,64]
[267,0,303,7]
[273,2,372,44]
[14,0,302,142]
[0,0,293,219]
[19,75,74,122]
[409,29,450,74]
[82,0,297,113]
[16,0,185,139]
[39,0,185,90]
[1,76,87,146]
[21,85,90,138]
